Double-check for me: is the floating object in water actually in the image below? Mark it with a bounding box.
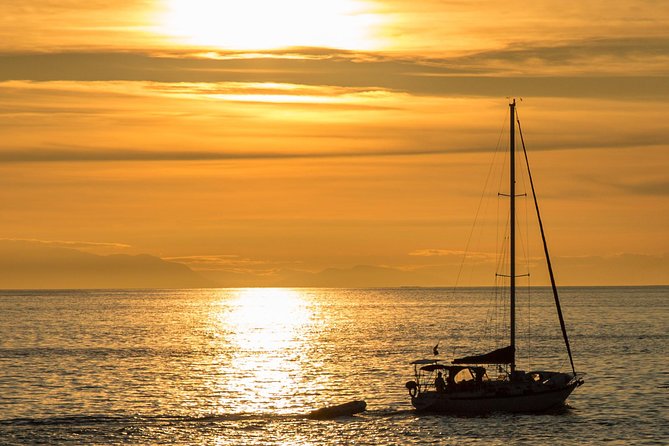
[306,400,367,420]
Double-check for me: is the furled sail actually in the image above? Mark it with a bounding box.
[452,345,514,364]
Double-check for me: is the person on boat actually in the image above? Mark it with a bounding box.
[446,370,456,389]
[474,368,485,385]
[435,371,446,392]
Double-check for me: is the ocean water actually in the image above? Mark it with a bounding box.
[0,287,667,445]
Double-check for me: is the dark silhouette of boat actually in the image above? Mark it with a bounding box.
[405,100,584,413]
[307,400,367,419]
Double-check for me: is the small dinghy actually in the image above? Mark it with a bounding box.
[306,400,367,420]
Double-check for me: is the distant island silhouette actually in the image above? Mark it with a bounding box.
[0,240,212,289]
[1,240,666,289]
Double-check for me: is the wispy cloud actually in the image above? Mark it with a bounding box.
[164,254,297,275]
[409,248,461,256]
[0,147,461,163]
[0,237,131,250]
[441,37,669,76]
[409,248,495,260]
[1,44,668,98]
[613,180,669,196]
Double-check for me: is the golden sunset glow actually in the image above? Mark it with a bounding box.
[2,4,668,445]
[160,0,383,50]
[0,1,667,288]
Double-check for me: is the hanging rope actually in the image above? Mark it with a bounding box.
[451,109,509,351]
[450,111,508,294]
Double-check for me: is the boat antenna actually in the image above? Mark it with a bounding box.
[516,109,577,376]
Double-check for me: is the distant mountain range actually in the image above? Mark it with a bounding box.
[1,240,667,289]
[0,240,213,289]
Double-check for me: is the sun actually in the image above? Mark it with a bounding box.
[160,0,383,51]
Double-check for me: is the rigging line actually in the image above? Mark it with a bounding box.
[515,208,530,276]
[497,216,510,349]
[484,268,501,344]
[481,114,512,349]
[515,154,533,368]
[450,108,508,293]
[494,226,510,350]
[512,176,532,366]
[517,147,531,274]
[527,269,531,369]
[496,133,509,270]
[486,168,501,345]
[490,170,504,348]
[495,117,511,350]
[516,110,576,376]
[525,167,531,369]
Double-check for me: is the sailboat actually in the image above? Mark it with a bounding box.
[405,100,584,413]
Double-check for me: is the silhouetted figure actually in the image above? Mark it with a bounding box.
[474,368,485,384]
[433,343,439,356]
[447,371,455,389]
[435,371,446,392]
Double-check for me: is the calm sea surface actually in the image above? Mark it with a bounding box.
[0,287,667,445]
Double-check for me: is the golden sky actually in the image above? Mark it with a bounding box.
[0,0,668,287]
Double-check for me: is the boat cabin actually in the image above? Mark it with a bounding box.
[406,360,488,394]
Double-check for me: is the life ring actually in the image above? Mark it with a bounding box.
[405,380,418,397]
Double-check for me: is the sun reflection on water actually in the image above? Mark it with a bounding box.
[227,288,311,350]
[213,288,321,414]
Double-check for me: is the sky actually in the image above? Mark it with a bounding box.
[0,0,668,288]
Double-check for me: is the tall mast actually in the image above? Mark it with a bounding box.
[509,99,516,373]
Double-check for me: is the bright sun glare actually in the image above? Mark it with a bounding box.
[215,288,317,413]
[161,0,382,50]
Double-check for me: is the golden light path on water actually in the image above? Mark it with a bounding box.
[0,289,667,443]
[211,288,322,415]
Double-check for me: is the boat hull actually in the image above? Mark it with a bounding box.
[411,381,580,414]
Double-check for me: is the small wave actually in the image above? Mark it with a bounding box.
[0,411,319,427]
[0,346,196,359]
[0,415,133,426]
[363,408,414,418]
[0,406,420,427]
[1,405,580,427]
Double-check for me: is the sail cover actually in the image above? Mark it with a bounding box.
[452,345,514,364]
